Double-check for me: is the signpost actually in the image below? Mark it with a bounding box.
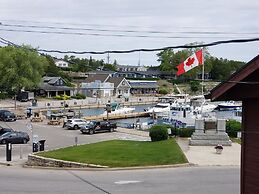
[106,103,111,121]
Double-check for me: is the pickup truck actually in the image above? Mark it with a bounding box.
[80,121,117,134]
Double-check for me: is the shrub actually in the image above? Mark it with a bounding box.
[189,81,201,93]
[53,94,71,100]
[226,120,241,137]
[62,94,71,100]
[158,88,169,95]
[53,95,62,100]
[149,124,169,142]
[178,128,195,137]
[71,93,86,99]
[171,127,194,137]
[0,92,7,99]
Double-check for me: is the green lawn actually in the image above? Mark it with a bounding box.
[38,139,188,167]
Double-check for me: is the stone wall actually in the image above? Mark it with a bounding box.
[26,154,108,168]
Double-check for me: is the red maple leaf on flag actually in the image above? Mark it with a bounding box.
[186,57,195,66]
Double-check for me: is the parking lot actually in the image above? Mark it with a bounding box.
[0,119,150,164]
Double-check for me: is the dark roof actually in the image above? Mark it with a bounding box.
[39,83,71,91]
[88,70,115,75]
[85,74,110,83]
[106,77,125,87]
[43,76,60,82]
[205,55,259,101]
[39,76,71,91]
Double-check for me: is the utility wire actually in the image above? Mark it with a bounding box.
[0,19,234,30]
[0,28,250,39]
[1,23,259,35]
[0,36,259,55]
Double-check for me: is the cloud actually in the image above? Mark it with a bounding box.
[0,0,258,65]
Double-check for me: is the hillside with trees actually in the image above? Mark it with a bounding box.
[157,47,245,81]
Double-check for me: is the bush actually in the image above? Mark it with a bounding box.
[189,81,201,93]
[178,128,195,137]
[158,88,169,95]
[53,94,71,100]
[149,125,169,142]
[0,92,8,99]
[171,127,194,137]
[71,93,86,99]
[226,120,241,137]
[53,95,62,100]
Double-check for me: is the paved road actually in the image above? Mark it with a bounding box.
[0,165,239,194]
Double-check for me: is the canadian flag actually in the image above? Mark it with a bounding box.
[176,49,203,76]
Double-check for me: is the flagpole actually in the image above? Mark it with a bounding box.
[201,49,204,96]
[200,49,205,116]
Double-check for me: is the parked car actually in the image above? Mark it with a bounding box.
[80,121,117,134]
[0,126,14,136]
[0,131,30,144]
[0,110,16,122]
[64,118,87,130]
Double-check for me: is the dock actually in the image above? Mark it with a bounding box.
[83,111,149,121]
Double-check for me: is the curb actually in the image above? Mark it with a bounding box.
[0,161,12,166]
[23,162,193,171]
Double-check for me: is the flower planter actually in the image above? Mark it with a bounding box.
[215,145,223,154]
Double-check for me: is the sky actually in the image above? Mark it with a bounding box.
[0,0,258,66]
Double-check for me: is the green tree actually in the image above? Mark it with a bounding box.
[44,55,72,82]
[189,80,201,93]
[209,57,244,80]
[157,45,209,80]
[0,46,48,93]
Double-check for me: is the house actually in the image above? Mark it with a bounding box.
[116,65,147,72]
[80,74,131,98]
[115,71,158,79]
[55,59,69,68]
[128,80,158,95]
[205,55,259,194]
[106,77,131,98]
[80,81,114,98]
[38,76,73,98]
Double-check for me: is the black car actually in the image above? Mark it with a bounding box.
[80,121,117,134]
[0,131,30,144]
[0,126,14,136]
[0,110,16,122]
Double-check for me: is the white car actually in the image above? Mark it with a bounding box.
[65,119,87,130]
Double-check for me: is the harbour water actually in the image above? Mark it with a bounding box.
[79,104,241,128]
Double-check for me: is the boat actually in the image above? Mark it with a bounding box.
[145,103,171,117]
[217,101,242,110]
[193,102,217,114]
[102,102,135,115]
[162,94,190,104]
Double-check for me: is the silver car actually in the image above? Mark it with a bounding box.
[65,119,87,130]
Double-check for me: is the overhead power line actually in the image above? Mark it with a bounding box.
[1,23,258,36]
[0,28,252,39]
[0,36,259,55]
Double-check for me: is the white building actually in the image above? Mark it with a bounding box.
[80,81,114,98]
[117,65,147,72]
[55,60,69,68]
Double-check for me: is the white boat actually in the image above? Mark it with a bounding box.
[193,103,217,114]
[217,101,242,110]
[146,103,171,116]
[102,102,135,115]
